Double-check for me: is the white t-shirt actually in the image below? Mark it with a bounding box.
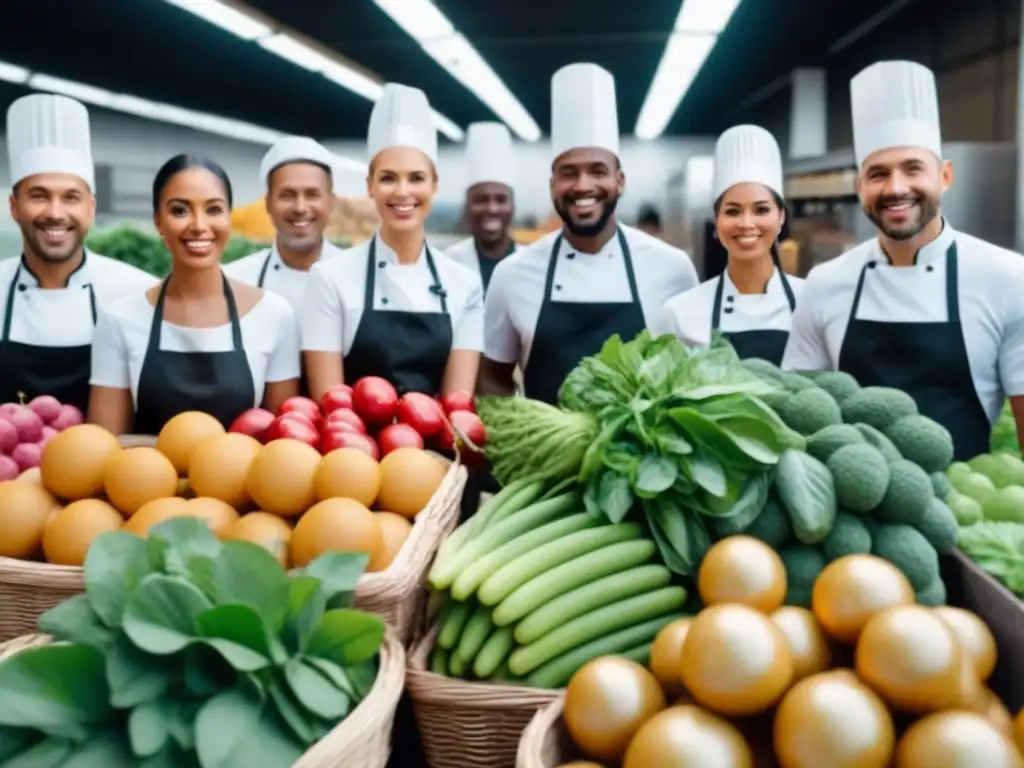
[445,237,518,287]
[781,221,1024,423]
[300,235,485,356]
[90,289,301,409]
[222,239,344,312]
[0,251,155,347]
[655,268,806,348]
[484,224,700,368]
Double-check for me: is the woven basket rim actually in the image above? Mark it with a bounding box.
[516,696,566,768]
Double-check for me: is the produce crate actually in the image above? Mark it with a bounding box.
[516,697,577,768]
[0,624,407,768]
[406,624,561,768]
[0,435,467,645]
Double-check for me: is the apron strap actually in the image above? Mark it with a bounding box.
[710,273,726,332]
[423,245,449,314]
[365,237,450,315]
[256,250,273,288]
[778,268,797,311]
[223,274,245,350]
[541,234,562,304]
[944,242,960,323]
[148,272,244,351]
[542,227,639,306]
[1,264,22,343]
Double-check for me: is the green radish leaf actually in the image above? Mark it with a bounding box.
[283,658,350,720]
[1,736,73,767]
[282,576,326,654]
[302,657,359,700]
[60,729,136,767]
[195,689,304,768]
[128,701,167,758]
[602,439,643,476]
[689,454,728,498]
[343,658,379,699]
[106,632,172,708]
[597,471,634,523]
[634,455,678,497]
[773,449,837,545]
[161,697,199,751]
[196,604,280,670]
[304,609,384,666]
[123,574,212,655]
[645,496,712,576]
[146,518,221,575]
[36,594,115,651]
[213,542,291,629]
[83,531,151,629]
[0,644,110,740]
[266,676,317,744]
[181,646,233,698]
[303,552,370,608]
[0,725,39,761]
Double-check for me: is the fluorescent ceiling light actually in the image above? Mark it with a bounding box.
[634,0,742,139]
[164,0,272,40]
[258,33,337,72]
[371,0,540,142]
[0,61,29,84]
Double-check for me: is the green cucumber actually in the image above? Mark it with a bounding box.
[429,491,581,589]
[454,606,493,664]
[492,539,657,627]
[430,646,449,675]
[448,649,469,678]
[508,587,688,676]
[473,626,515,679]
[514,564,673,645]
[450,512,600,601]
[437,601,475,650]
[620,642,653,667]
[478,523,644,607]
[478,479,547,532]
[524,614,680,689]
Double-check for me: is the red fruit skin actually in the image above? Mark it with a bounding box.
[229,408,276,443]
[439,390,475,416]
[320,385,355,416]
[27,395,61,424]
[437,410,487,470]
[49,404,84,431]
[351,377,399,427]
[396,392,445,438]
[322,429,379,460]
[324,408,367,434]
[267,413,321,450]
[279,396,321,424]
[377,423,425,456]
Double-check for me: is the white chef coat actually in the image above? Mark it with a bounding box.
[221,240,344,312]
[781,221,1024,423]
[446,237,518,279]
[300,236,485,355]
[484,224,699,368]
[656,269,806,348]
[0,252,155,347]
[90,290,300,408]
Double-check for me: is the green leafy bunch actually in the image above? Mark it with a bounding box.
[0,517,385,767]
[558,331,804,575]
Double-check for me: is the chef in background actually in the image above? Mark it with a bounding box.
[445,122,517,293]
[479,63,698,404]
[222,136,342,311]
[657,125,803,364]
[301,84,484,401]
[782,60,1024,458]
[1,94,154,415]
[637,204,663,237]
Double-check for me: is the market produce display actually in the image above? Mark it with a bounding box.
[0,413,448,571]
[0,394,84,479]
[229,377,485,463]
[0,516,385,766]
[550,536,1024,768]
[991,399,1020,456]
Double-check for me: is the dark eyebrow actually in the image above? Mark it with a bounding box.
[165,197,227,205]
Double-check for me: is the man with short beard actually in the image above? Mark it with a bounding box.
[446,122,518,294]
[223,136,341,312]
[1,94,154,416]
[783,60,1024,457]
[479,63,698,403]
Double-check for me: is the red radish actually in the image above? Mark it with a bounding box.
[438,410,487,452]
[320,385,355,416]
[27,395,61,424]
[322,429,379,460]
[324,408,366,434]
[0,454,18,480]
[377,423,425,456]
[351,377,399,427]
[440,390,475,415]
[266,414,320,449]
[39,426,58,446]
[229,408,276,443]
[279,396,320,424]
[0,420,16,454]
[9,408,43,443]
[0,403,20,420]
[50,404,84,431]
[396,392,445,438]
[11,442,42,471]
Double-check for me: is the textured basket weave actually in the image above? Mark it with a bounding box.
[406,625,561,768]
[516,698,582,768]
[0,625,406,767]
[0,434,466,644]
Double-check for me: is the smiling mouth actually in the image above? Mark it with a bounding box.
[183,239,214,255]
[287,219,314,230]
[38,225,71,239]
[882,199,917,214]
[569,197,601,215]
[735,235,760,245]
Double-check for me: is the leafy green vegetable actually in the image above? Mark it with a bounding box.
[991,400,1020,455]
[0,518,382,767]
[957,521,1024,596]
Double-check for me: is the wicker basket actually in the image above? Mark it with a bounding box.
[0,435,466,644]
[406,625,561,767]
[0,625,406,767]
[517,698,582,768]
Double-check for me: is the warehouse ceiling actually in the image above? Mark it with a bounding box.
[0,0,917,146]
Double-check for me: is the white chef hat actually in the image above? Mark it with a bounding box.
[7,93,94,190]
[550,63,619,162]
[260,136,336,191]
[712,125,784,202]
[367,83,438,164]
[851,60,942,168]
[465,122,516,188]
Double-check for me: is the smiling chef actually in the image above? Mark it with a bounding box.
[478,63,699,404]
[1,93,154,415]
[656,124,804,364]
[222,136,342,312]
[782,60,1024,458]
[445,121,518,293]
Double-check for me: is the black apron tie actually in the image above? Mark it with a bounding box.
[837,241,989,461]
[710,268,797,365]
[342,237,453,396]
[0,256,97,414]
[133,272,256,435]
[522,227,647,405]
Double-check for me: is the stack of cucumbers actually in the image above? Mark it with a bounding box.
[426,478,687,690]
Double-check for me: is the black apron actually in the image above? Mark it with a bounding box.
[133,273,256,435]
[475,239,516,293]
[523,227,647,405]
[0,257,96,414]
[343,237,452,396]
[711,269,797,365]
[257,249,310,397]
[837,242,989,461]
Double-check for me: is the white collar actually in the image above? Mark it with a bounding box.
[721,265,779,297]
[557,227,622,258]
[374,233,428,265]
[16,249,92,288]
[874,218,955,268]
